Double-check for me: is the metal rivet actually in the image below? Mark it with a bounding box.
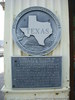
[56,93,59,95]
[6,42,7,44]
[15,60,17,62]
[34,94,36,96]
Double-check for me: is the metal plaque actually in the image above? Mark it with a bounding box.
[12,7,61,55]
[12,57,62,88]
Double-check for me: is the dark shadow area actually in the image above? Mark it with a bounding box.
[69,0,75,100]
[0,73,4,100]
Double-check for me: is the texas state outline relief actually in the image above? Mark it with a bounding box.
[20,16,52,45]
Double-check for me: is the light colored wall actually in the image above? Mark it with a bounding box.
[3,0,70,99]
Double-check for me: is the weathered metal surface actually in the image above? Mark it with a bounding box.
[3,0,69,99]
[12,57,62,88]
[12,7,61,55]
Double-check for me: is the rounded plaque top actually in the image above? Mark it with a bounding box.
[12,6,61,55]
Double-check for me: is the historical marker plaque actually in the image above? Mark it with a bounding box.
[12,7,61,55]
[12,57,62,88]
